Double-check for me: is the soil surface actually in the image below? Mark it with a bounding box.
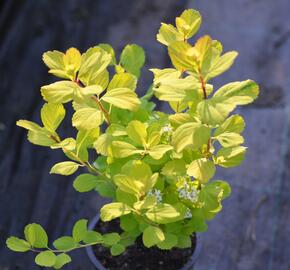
[92,219,196,270]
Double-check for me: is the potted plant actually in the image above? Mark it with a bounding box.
[6,9,259,269]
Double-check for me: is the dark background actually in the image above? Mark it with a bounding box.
[0,0,290,269]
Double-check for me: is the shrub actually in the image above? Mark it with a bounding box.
[6,9,259,269]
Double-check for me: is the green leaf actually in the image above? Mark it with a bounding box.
[17,120,56,147]
[214,114,245,136]
[215,132,244,147]
[162,160,186,176]
[198,181,229,218]
[120,44,145,77]
[98,43,116,65]
[75,128,99,161]
[214,146,247,168]
[101,87,140,111]
[63,48,81,71]
[142,226,165,248]
[153,75,196,102]
[121,160,157,193]
[78,46,111,85]
[110,244,125,256]
[214,80,259,106]
[176,235,192,248]
[172,122,196,153]
[120,215,138,231]
[206,51,238,80]
[41,103,65,132]
[146,204,184,224]
[43,50,66,76]
[24,223,48,248]
[148,145,173,160]
[197,97,236,126]
[53,253,72,269]
[73,174,98,192]
[35,251,56,267]
[27,130,55,147]
[51,138,76,151]
[108,73,137,91]
[94,133,113,156]
[187,158,216,183]
[100,203,132,222]
[133,196,157,210]
[176,9,201,39]
[157,23,183,46]
[103,233,121,246]
[41,81,78,103]
[114,174,144,197]
[111,141,142,158]
[81,85,104,96]
[50,161,80,175]
[43,48,81,80]
[72,107,104,130]
[172,122,210,152]
[94,177,116,198]
[168,41,196,71]
[186,212,208,232]
[72,219,88,242]
[157,233,178,250]
[126,120,147,146]
[53,236,77,250]
[16,120,43,133]
[213,180,232,199]
[6,237,30,252]
[83,231,103,244]
[194,35,212,73]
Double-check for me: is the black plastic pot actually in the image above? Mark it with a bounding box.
[86,214,201,270]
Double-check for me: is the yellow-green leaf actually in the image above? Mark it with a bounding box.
[78,47,111,85]
[107,73,137,91]
[41,103,65,132]
[100,203,132,222]
[214,80,259,106]
[187,158,216,183]
[214,114,245,136]
[111,141,142,158]
[214,146,247,168]
[120,44,145,78]
[146,204,184,224]
[143,226,164,248]
[126,120,147,146]
[24,223,48,248]
[156,23,183,46]
[41,81,78,103]
[114,174,144,197]
[50,161,80,175]
[148,145,173,160]
[27,131,55,146]
[72,107,104,130]
[42,50,68,79]
[215,132,244,148]
[35,251,56,267]
[101,88,140,111]
[206,51,238,80]
[6,237,31,252]
[16,120,43,133]
[168,41,196,71]
[176,9,201,39]
[197,97,236,126]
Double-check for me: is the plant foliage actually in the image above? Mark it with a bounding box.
[7,9,259,268]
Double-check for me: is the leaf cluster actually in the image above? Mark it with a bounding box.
[7,9,259,268]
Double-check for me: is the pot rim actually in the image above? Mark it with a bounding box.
[86,214,202,270]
